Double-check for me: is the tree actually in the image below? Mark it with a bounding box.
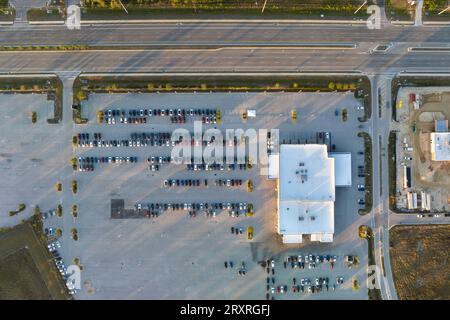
[328,82,335,90]
[76,90,87,101]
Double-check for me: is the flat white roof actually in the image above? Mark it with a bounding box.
[268,154,279,179]
[278,201,334,235]
[431,132,450,161]
[330,152,352,186]
[277,145,335,242]
[279,145,335,202]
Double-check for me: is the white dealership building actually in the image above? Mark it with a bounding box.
[268,144,351,244]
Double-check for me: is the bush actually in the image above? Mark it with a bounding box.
[71,180,77,194]
[34,205,41,216]
[247,180,254,192]
[76,90,87,101]
[71,228,78,241]
[9,203,26,216]
[72,205,78,218]
[56,204,63,217]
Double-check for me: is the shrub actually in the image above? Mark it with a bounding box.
[71,180,77,194]
[56,204,63,217]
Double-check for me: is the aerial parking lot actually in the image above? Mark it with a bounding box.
[61,90,370,299]
[0,83,371,300]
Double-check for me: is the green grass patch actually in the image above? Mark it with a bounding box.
[362,226,382,300]
[81,0,372,20]
[9,203,26,217]
[358,132,373,214]
[385,0,414,21]
[26,7,65,21]
[388,131,398,211]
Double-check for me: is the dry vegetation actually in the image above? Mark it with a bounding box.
[390,225,450,300]
[0,249,51,300]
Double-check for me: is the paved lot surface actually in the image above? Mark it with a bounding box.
[1,90,371,299]
[0,93,66,227]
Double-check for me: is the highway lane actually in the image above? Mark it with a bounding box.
[0,48,450,74]
[1,23,450,46]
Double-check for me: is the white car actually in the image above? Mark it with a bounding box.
[271,260,275,268]
[417,214,424,218]
[434,214,441,218]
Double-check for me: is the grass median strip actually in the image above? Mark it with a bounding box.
[80,0,372,20]
[359,225,382,300]
[358,132,373,215]
[0,44,357,52]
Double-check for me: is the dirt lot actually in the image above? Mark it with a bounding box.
[0,248,51,299]
[390,225,450,300]
[0,220,69,300]
[393,87,450,212]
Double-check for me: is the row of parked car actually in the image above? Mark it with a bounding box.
[136,201,250,212]
[75,132,175,148]
[215,179,243,187]
[133,202,252,219]
[100,108,219,124]
[187,162,249,171]
[78,156,138,164]
[77,138,175,148]
[266,276,344,297]
[104,108,218,118]
[163,179,207,187]
[77,156,138,171]
[285,254,338,269]
[48,241,77,295]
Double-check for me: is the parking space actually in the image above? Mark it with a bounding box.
[0,88,370,299]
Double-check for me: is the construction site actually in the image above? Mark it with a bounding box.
[392,87,450,213]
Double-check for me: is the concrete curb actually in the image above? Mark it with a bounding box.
[423,21,450,25]
[79,71,365,77]
[79,18,369,24]
[22,18,450,26]
[28,20,65,25]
